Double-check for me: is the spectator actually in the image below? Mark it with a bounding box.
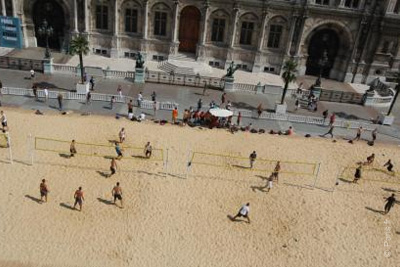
[323,110,329,123]
[89,76,95,90]
[30,69,35,79]
[172,107,178,124]
[237,112,242,126]
[138,112,145,122]
[110,96,116,110]
[151,91,156,102]
[329,113,336,126]
[117,85,122,97]
[137,92,143,107]
[44,87,49,103]
[57,93,63,111]
[257,104,263,118]
[226,100,232,110]
[197,98,202,111]
[221,93,226,105]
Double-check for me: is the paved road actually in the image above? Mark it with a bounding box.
[1,69,400,144]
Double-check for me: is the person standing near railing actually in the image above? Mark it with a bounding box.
[57,93,63,111]
[44,87,49,103]
[137,92,143,107]
[151,91,156,102]
[89,76,95,91]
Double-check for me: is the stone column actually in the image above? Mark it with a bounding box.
[11,0,16,17]
[339,0,345,7]
[1,0,5,16]
[84,0,90,32]
[111,0,120,58]
[257,12,268,51]
[171,1,179,43]
[200,5,210,45]
[143,0,149,39]
[113,0,119,36]
[73,0,79,33]
[229,8,239,48]
[285,15,298,55]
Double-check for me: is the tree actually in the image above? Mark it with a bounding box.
[280,59,298,105]
[69,35,90,84]
[387,72,400,116]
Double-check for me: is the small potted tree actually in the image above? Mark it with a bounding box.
[70,34,90,94]
[276,59,297,114]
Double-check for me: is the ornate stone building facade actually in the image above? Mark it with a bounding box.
[2,0,400,83]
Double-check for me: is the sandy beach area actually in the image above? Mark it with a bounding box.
[0,108,399,267]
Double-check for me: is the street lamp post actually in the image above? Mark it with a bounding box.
[315,49,329,87]
[38,19,53,59]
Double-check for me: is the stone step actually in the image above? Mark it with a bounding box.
[158,62,196,75]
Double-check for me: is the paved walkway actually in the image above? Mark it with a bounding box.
[1,69,400,144]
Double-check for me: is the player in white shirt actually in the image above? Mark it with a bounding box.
[231,203,250,223]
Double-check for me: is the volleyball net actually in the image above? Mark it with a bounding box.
[0,132,13,163]
[187,151,320,187]
[34,136,165,163]
[338,166,400,185]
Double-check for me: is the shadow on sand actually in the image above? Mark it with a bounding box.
[365,206,384,215]
[25,194,42,204]
[97,197,114,206]
[59,202,75,210]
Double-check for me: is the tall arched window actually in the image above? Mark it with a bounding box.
[151,3,171,37]
[209,10,230,44]
[95,0,109,30]
[395,0,400,13]
[344,0,359,8]
[238,13,258,46]
[266,16,287,49]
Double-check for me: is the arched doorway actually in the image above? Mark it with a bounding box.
[178,6,201,53]
[305,29,340,78]
[33,0,66,50]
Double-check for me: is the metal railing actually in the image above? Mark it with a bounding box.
[0,87,178,111]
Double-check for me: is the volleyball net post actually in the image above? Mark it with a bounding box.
[29,133,34,165]
[164,148,169,177]
[311,162,321,189]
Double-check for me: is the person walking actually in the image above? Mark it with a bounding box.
[115,142,123,160]
[384,159,394,172]
[117,85,122,97]
[329,113,336,126]
[89,76,95,91]
[112,182,123,208]
[137,92,143,107]
[57,93,63,111]
[32,85,38,100]
[119,128,126,143]
[151,91,156,102]
[110,96,116,110]
[73,187,85,211]
[371,128,378,143]
[153,101,157,118]
[352,127,363,141]
[237,112,242,126]
[1,110,8,132]
[322,110,329,123]
[40,179,49,203]
[144,142,152,158]
[109,158,118,177]
[221,93,226,105]
[231,203,250,223]
[249,151,257,169]
[383,194,396,214]
[322,125,334,138]
[127,100,133,120]
[70,140,77,157]
[44,87,49,103]
[172,107,178,124]
[86,91,91,105]
[257,104,263,118]
[272,161,281,183]
[353,165,362,183]
[197,99,202,111]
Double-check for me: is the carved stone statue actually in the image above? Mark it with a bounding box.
[226,61,239,78]
[135,52,145,69]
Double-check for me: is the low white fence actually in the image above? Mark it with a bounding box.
[0,87,178,111]
[230,107,375,131]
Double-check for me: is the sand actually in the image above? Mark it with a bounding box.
[0,108,399,267]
